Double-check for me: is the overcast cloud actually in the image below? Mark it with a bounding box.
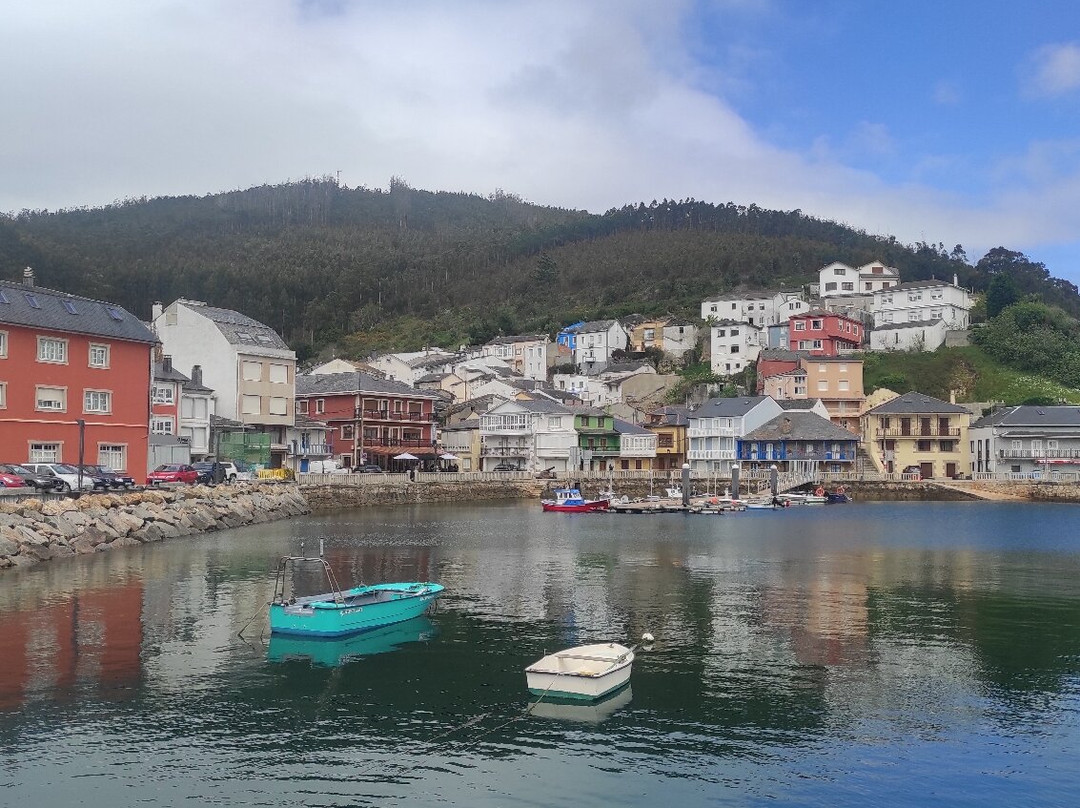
[4,1,1080,280]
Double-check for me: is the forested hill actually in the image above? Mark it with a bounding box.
[1,177,1076,361]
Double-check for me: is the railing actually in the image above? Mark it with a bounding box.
[357,410,431,422]
[687,450,736,460]
[295,444,331,456]
[479,446,529,456]
[974,471,1080,482]
[875,428,961,438]
[998,449,1080,459]
[737,451,857,462]
[688,427,735,437]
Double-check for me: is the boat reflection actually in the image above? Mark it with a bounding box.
[528,684,632,724]
[267,615,437,667]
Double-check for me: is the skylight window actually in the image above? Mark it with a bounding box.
[25,294,40,308]
[0,290,8,304]
[62,300,79,314]
[104,306,124,321]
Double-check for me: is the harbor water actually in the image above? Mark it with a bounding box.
[1,500,1078,806]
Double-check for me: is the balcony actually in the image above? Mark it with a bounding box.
[480,444,530,456]
[356,409,432,423]
[688,427,735,438]
[875,427,961,438]
[998,448,1080,459]
[687,449,736,460]
[293,443,331,456]
[480,423,529,434]
[738,450,855,462]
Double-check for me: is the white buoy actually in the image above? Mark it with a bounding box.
[641,632,654,643]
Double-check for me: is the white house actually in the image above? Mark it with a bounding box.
[870,320,949,352]
[573,320,628,371]
[614,418,658,469]
[687,395,784,475]
[179,364,214,459]
[701,290,808,327]
[478,398,577,472]
[871,279,973,331]
[369,348,459,386]
[818,261,900,298]
[709,321,764,376]
[969,405,1080,476]
[480,334,552,381]
[152,299,296,468]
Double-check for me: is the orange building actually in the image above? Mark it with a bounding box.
[0,271,157,474]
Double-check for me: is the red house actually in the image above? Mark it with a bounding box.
[295,371,441,470]
[0,270,157,474]
[788,309,862,355]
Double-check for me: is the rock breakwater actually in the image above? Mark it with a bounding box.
[0,483,311,571]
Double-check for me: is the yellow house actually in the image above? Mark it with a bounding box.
[862,391,970,478]
[645,405,690,471]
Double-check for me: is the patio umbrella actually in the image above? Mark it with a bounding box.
[394,452,419,461]
[439,453,459,461]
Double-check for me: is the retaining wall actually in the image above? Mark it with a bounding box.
[0,483,311,572]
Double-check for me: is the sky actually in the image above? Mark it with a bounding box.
[4,0,1080,283]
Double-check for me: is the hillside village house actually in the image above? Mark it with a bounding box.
[440,421,481,472]
[572,408,621,471]
[0,270,157,477]
[700,290,808,327]
[969,405,1080,476]
[737,411,859,474]
[760,356,865,433]
[646,405,690,471]
[863,391,971,478]
[687,396,783,475]
[479,334,552,381]
[149,357,214,468]
[710,321,764,376]
[179,365,214,460]
[572,320,628,372]
[871,278,974,333]
[153,300,296,468]
[613,418,657,470]
[817,261,900,297]
[295,371,439,470]
[626,317,698,359]
[479,398,576,472]
[285,414,333,472]
[788,310,862,355]
[870,319,950,352]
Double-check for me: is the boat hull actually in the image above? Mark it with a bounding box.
[525,642,634,701]
[541,499,609,512]
[268,616,436,666]
[269,582,443,637]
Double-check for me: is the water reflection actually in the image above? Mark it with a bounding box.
[529,684,633,723]
[0,502,1078,807]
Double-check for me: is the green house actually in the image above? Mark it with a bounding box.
[573,408,620,471]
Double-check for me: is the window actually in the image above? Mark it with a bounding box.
[838,379,850,391]
[841,282,854,291]
[241,395,261,415]
[810,319,823,330]
[84,390,112,413]
[794,321,806,331]
[151,417,174,434]
[30,443,60,463]
[297,399,309,414]
[550,416,562,428]
[939,441,955,452]
[916,440,932,452]
[269,397,288,415]
[89,343,109,368]
[716,329,726,337]
[269,363,289,384]
[812,340,823,349]
[834,267,846,276]
[242,361,262,381]
[0,330,6,358]
[35,386,66,411]
[341,424,355,440]
[817,379,829,391]
[1048,440,1059,451]
[839,364,848,373]
[824,282,837,291]
[730,345,740,353]
[37,336,68,364]
[99,444,126,471]
[152,384,175,404]
[0,381,5,408]
[818,364,827,372]
[730,328,739,336]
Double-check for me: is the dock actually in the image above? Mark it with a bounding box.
[606,496,747,514]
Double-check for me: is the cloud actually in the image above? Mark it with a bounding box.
[1025,42,1080,97]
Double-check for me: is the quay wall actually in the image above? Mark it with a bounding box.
[0,483,310,572]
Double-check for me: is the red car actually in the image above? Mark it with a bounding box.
[0,471,27,488]
[146,464,199,485]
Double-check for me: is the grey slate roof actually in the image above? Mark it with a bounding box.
[0,279,156,344]
[648,405,690,426]
[577,319,617,334]
[866,391,969,415]
[871,320,944,332]
[778,399,823,410]
[294,414,330,430]
[887,279,958,291]
[196,303,290,350]
[691,395,773,418]
[614,418,651,435]
[742,411,859,442]
[153,361,190,383]
[296,371,438,399]
[970,405,1080,429]
[758,348,805,362]
[488,334,546,344]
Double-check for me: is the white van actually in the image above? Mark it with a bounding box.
[25,463,96,491]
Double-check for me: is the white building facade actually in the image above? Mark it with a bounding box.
[818,261,900,298]
[871,279,974,330]
[687,396,784,475]
[573,320,628,371]
[709,321,764,376]
[478,399,577,472]
[701,290,808,327]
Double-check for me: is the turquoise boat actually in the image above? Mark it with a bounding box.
[268,615,437,666]
[269,552,444,637]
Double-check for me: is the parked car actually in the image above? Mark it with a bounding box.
[218,461,253,481]
[492,463,522,472]
[146,464,199,485]
[354,465,385,473]
[74,465,115,491]
[85,464,137,489]
[24,463,97,491]
[0,463,64,491]
[192,462,216,484]
[0,471,28,488]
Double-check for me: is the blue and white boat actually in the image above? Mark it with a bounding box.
[269,551,443,637]
[268,615,437,665]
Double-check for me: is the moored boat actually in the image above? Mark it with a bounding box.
[268,615,437,666]
[269,551,443,637]
[541,487,609,512]
[525,642,635,700]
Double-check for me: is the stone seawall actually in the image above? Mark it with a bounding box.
[301,480,548,510]
[0,483,311,572]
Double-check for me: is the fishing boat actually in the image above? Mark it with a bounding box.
[269,549,443,637]
[827,486,852,503]
[525,641,636,700]
[541,487,610,512]
[267,615,436,666]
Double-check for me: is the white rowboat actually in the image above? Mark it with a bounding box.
[525,642,635,701]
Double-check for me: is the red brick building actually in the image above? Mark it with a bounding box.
[0,271,157,474]
[295,371,440,469]
[788,309,862,355]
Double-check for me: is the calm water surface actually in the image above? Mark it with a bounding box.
[1,501,1079,807]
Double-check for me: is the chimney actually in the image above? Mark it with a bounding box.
[950,389,956,404]
[953,273,958,287]
[163,355,172,373]
[151,301,163,321]
[191,365,203,387]
[22,267,34,287]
